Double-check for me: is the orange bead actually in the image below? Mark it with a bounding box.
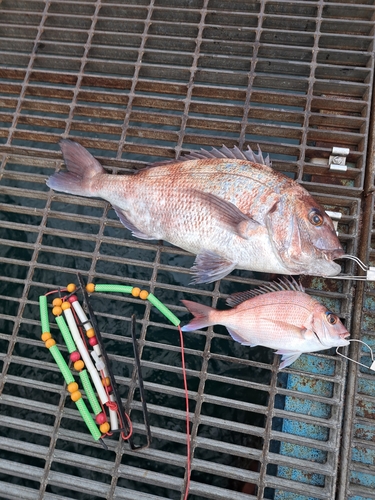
[52,306,62,316]
[70,390,81,402]
[66,283,76,293]
[86,328,95,338]
[67,382,79,393]
[100,422,110,434]
[139,290,149,300]
[74,360,85,371]
[52,298,63,307]
[131,287,141,297]
[41,332,51,341]
[61,301,71,310]
[45,338,56,349]
[102,377,111,387]
[86,283,95,293]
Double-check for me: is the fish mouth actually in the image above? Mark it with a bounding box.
[322,248,345,261]
[308,257,341,277]
[340,332,350,340]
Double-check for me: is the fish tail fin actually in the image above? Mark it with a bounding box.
[46,139,105,196]
[181,300,215,331]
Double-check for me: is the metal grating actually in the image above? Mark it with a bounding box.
[0,1,374,499]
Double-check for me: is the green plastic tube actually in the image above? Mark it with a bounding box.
[55,315,77,354]
[147,293,180,326]
[79,369,102,416]
[94,284,133,294]
[75,398,102,440]
[48,344,75,385]
[47,343,101,441]
[94,284,180,326]
[39,296,50,334]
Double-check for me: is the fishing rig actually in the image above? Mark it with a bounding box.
[38,273,189,456]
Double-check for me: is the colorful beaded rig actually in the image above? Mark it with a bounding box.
[39,276,192,498]
[39,278,184,448]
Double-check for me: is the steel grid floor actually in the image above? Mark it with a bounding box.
[0,1,374,499]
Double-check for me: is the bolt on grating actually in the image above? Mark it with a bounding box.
[0,1,375,500]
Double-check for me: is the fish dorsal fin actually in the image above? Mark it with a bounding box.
[226,277,304,307]
[181,144,271,167]
[144,144,271,168]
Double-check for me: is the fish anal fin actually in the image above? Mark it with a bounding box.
[191,250,236,284]
[113,205,156,240]
[227,328,256,346]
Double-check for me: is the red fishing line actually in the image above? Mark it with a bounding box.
[121,412,133,441]
[45,288,68,296]
[178,324,191,500]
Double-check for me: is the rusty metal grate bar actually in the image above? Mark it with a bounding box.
[0,1,374,499]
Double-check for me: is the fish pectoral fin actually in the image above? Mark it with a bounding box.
[112,205,156,240]
[191,250,236,284]
[191,190,260,238]
[275,350,302,370]
[227,327,257,346]
[261,319,307,339]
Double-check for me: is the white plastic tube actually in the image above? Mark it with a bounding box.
[71,300,93,332]
[71,299,118,428]
[63,307,109,405]
[109,394,119,431]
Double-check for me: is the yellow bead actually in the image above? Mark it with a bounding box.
[41,332,51,341]
[86,283,95,293]
[100,422,110,434]
[61,301,71,310]
[74,360,85,371]
[45,338,56,349]
[67,382,79,393]
[102,377,111,387]
[67,283,76,293]
[86,328,95,338]
[131,287,141,297]
[139,290,149,300]
[71,390,81,402]
[52,298,63,307]
[52,306,62,316]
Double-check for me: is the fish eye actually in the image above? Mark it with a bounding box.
[309,209,324,227]
[325,312,338,325]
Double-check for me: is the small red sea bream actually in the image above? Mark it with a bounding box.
[47,140,344,283]
[181,279,350,369]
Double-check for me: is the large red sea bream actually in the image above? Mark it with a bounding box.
[47,140,344,283]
